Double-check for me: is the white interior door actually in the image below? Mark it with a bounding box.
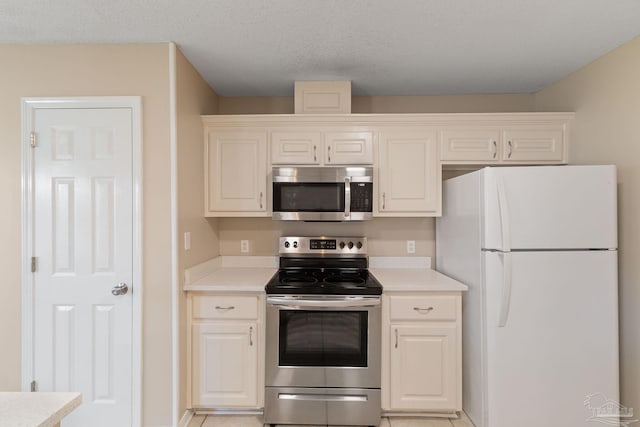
[28,105,136,426]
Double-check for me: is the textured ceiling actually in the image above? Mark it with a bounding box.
[2,0,640,96]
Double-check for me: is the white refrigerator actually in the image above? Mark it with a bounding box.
[436,165,619,427]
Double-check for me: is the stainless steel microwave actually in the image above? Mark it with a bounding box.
[272,166,373,221]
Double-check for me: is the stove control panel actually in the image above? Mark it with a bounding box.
[280,236,367,256]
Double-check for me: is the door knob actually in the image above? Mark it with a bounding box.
[112,282,129,296]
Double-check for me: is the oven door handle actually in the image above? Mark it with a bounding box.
[278,393,368,402]
[267,296,381,309]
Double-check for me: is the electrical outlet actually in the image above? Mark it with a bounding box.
[240,240,249,253]
[406,240,416,254]
[184,232,191,251]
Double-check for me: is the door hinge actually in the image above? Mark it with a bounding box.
[30,131,37,148]
[31,256,37,273]
[30,380,37,392]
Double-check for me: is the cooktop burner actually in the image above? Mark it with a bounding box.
[266,236,383,295]
[266,269,381,295]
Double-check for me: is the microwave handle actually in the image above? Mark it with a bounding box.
[344,177,351,219]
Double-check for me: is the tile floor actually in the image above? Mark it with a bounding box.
[188,413,475,427]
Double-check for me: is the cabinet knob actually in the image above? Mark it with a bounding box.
[492,141,497,159]
[395,328,398,349]
[413,306,434,314]
[382,192,386,210]
[327,145,331,163]
[313,145,317,162]
[507,141,513,158]
[259,192,263,209]
[249,326,253,346]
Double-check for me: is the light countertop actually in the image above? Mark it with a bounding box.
[184,256,277,292]
[371,268,468,292]
[184,256,467,293]
[0,392,81,427]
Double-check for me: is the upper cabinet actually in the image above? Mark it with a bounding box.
[377,129,440,216]
[202,113,573,218]
[205,129,268,217]
[271,130,373,165]
[440,117,570,165]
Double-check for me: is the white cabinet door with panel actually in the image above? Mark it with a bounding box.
[191,322,258,408]
[271,131,322,164]
[377,130,440,216]
[390,324,457,411]
[324,131,374,164]
[441,129,501,163]
[502,128,564,162]
[188,293,263,409]
[205,130,267,216]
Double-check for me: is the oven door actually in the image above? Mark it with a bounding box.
[265,295,381,389]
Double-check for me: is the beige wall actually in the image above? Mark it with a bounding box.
[175,48,219,419]
[535,35,640,414]
[0,44,173,426]
[219,218,435,257]
[219,93,535,114]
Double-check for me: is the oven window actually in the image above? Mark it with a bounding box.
[279,310,368,367]
[273,183,344,212]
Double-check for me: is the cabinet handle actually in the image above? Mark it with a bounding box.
[249,326,253,346]
[394,328,398,349]
[259,192,263,209]
[382,192,386,210]
[313,145,317,162]
[327,145,331,163]
[413,306,434,314]
[215,305,235,311]
[492,141,497,159]
[507,140,513,158]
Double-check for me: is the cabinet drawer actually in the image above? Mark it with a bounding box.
[192,295,259,320]
[389,295,457,321]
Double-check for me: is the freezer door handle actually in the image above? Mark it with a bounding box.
[498,252,513,327]
[496,175,512,251]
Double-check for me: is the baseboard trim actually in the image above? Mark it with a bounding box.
[178,409,194,427]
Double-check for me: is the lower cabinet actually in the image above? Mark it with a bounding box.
[383,293,462,414]
[188,293,263,409]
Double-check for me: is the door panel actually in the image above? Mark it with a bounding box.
[483,250,618,427]
[32,107,133,426]
[482,165,618,250]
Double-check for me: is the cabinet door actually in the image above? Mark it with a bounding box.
[325,131,374,164]
[205,130,267,215]
[502,128,565,162]
[271,131,321,164]
[192,322,258,408]
[390,324,457,411]
[378,130,440,215]
[441,129,501,162]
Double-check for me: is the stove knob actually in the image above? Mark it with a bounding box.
[339,241,346,249]
[356,241,363,250]
[348,241,354,250]
[293,241,298,248]
[284,241,290,248]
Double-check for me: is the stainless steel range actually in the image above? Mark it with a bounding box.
[264,236,382,427]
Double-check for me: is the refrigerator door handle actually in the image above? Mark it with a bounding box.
[496,175,512,251]
[498,252,513,327]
